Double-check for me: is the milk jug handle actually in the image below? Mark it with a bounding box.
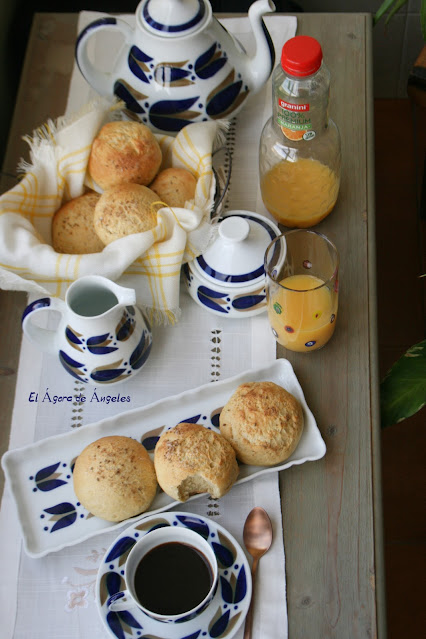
[75,17,133,96]
[21,297,65,356]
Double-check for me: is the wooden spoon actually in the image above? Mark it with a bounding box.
[243,507,273,639]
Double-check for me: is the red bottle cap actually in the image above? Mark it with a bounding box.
[281,36,323,77]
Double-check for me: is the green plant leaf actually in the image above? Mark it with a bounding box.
[380,339,426,428]
[385,0,409,24]
[373,0,405,25]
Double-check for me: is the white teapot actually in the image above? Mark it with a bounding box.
[75,0,276,133]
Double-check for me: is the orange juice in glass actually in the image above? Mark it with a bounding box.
[264,230,339,352]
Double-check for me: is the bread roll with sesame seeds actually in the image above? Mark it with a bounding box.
[154,423,239,502]
[149,167,197,208]
[73,436,157,522]
[52,192,104,254]
[88,121,162,190]
[219,381,304,466]
[93,183,159,245]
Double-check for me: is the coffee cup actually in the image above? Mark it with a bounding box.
[108,526,218,623]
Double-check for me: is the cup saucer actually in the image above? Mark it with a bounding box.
[96,511,252,639]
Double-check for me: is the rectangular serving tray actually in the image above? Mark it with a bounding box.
[2,358,326,558]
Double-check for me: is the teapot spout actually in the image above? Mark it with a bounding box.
[245,0,276,93]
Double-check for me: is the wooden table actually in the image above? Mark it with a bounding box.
[0,12,385,639]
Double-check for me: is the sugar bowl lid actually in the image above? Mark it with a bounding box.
[192,211,281,289]
[138,0,211,38]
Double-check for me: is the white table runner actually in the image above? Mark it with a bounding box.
[0,13,297,639]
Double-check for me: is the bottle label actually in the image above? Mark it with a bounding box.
[277,98,315,141]
[279,99,309,112]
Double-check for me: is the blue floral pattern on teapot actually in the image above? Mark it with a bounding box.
[75,0,276,133]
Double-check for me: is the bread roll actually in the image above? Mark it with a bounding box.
[219,381,304,466]
[94,183,159,245]
[150,167,197,208]
[52,192,104,254]
[88,121,162,190]
[154,422,239,502]
[73,435,157,522]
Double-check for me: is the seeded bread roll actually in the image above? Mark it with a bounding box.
[52,192,104,254]
[73,436,158,522]
[219,381,304,466]
[88,121,162,190]
[150,167,197,208]
[94,183,159,245]
[154,422,239,502]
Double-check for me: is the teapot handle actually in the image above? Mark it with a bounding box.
[75,17,133,96]
[22,297,65,356]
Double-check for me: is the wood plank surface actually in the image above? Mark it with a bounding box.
[0,12,384,639]
[278,12,384,639]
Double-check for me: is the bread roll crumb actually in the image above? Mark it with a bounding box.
[154,422,239,502]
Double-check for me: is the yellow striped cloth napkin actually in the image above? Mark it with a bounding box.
[0,98,224,323]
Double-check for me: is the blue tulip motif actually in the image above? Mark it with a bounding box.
[206,69,249,119]
[105,536,136,563]
[90,360,128,384]
[43,502,77,533]
[65,326,84,352]
[140,425,163,452]
[154,61,194,87]
[33,462,67,492]
[176,514,210,541]
[106,610,142,639]
[129,330,152,370]
[149,96,201,132]
[86,333,118,355]
[178,413,202,425]
[99,571,124,607]
[197,286,230,314]
[128,45,153,84]
[58,351,86,382]
[232,293,265,311]
[113,79,147,114]
[116,312,135,342]
[195,43,227,80]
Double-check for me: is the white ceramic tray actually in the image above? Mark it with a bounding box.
[2,359,326,558]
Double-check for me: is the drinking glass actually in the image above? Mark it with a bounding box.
[264,229,339,352]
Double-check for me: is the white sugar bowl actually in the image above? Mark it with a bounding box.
[184,210,281,318]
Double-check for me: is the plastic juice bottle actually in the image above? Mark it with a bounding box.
[259,36,341,228]
[267,273,337,352]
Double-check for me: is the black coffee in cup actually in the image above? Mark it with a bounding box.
[133,541,213,616]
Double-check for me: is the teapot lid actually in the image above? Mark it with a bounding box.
[139,0,211,38]
[192,211,281,289]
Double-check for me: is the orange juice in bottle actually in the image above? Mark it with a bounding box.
[259,36,341,228]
